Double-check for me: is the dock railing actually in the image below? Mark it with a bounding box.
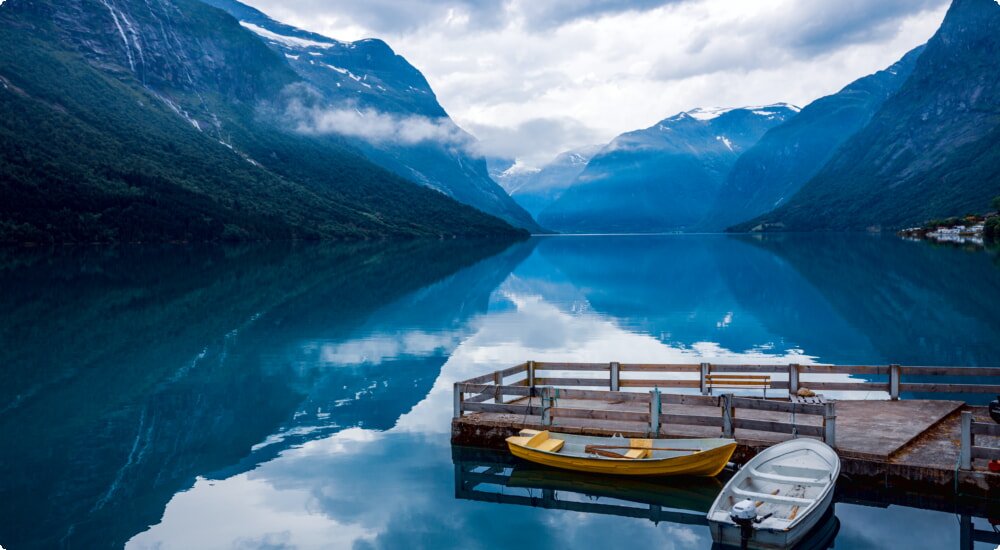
[455,362,1000,447]
[960,410,1000,470]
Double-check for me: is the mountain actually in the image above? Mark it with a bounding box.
[733,0,1000,232]
[699,46,924,232]
[489,145,602,218]
[201,0,542,232]
[0,0,525,243]
[536,105,799,234]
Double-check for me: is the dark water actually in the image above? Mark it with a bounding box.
[1,234,998,550]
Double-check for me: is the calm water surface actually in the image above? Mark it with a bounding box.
[1,234,999,550]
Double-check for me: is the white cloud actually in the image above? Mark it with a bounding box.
[240,0,950,168]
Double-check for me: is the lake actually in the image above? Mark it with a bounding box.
[1,234,998,550]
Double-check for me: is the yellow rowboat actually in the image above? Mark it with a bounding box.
[505,429,737,477]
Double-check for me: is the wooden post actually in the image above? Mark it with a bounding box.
[494,370,504,404]
[453,383,463,418]
[789,363,800,396]
[890,364,900,400]
[542,386,553,426]
[527,360,536,387]
[610,361,620,392]
[959,514,973,550]
[961,410,972,471]
[721,393,734,438]
[823,402,836,447]
[700,363,710,395]
[649,388,661,435]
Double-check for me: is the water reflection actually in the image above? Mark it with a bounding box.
[1,234,998,549]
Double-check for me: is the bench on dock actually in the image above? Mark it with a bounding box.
[705,374,772,398]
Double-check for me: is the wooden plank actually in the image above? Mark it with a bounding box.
[464,391,497,404]
[797,365,887,375]
[534,377,612,387]
[971,421,1000,437]
[805,381,890,391]
[500,364,529,377]
[558,388,649,403]
[533,362,609,372]
[730,397,826,416]
[971,446,1000,461]
[550,407,649,423]
[902,383,1000,394]
[658,413,724,428]
[707,364,787,373]
[620,364,702,372]
[457,384,533,396]
[902,366,1000,377]
[462,402,543,415]
[460,373,498,385]
[659,393,720,407]
[734,418,824,437]
[619,379,700,389]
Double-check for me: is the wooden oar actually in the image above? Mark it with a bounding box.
[583,444,703,453]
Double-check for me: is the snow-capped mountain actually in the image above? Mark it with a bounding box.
[203,0,543,232]
[537,104,799,233]
[489,145,603,218]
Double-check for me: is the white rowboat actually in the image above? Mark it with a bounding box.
[706,438,840,549]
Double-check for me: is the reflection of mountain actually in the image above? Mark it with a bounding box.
[524,236,876,361]
[0,239,531,550]
[739,234,1000,368]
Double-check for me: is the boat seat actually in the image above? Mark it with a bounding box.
[625,439,652,459]
[732,486,812,505]
[535,438,565,453]
[748,467,828,485]
[769,465,830,480]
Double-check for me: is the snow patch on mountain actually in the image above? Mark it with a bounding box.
[240,22,338,49]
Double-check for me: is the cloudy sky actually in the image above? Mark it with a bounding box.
[239,0,952,169]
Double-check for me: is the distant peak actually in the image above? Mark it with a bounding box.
[684,103,799,121]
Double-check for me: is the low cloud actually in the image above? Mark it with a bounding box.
[273,85,477,151]
[466,117,605,168]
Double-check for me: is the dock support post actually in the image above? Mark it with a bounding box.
[700,363,710,395]
[961,410,972,471]
[890,364,900,400]
[527,360,536,388]
[453,383,463,418]
[494,370,504,404]
[542,386,553,426]
[610,361,620,392]
[649,388,661,436]
[721,394,733,439]
[823,402,836,447]
[960,514,973,550]
[789,363,800,395]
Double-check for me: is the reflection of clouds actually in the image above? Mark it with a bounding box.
[314,330,468,366]
[393,287,822,435]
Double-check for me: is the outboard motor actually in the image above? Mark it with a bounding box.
[989,396,1000,424]
[730,499,772,550]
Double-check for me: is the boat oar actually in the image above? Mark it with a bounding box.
[583,444,703,453]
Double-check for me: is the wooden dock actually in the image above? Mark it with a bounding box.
[451,362,1000,498]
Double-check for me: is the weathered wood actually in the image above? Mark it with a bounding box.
[453,383,463,418]
[707,364,787,373]
[659,393,721,407]
[621,364,702,372]
[805,381,890,391]
[962,411,973,470]
[533,362,610,372]
[890,364,900,400]
[550,407,649,423]
[730,397,827,416]
[610,361,620,392]
[460,373,497,385]
[463,402,543,415]
[557,388,649,403]
[733,418,824,437]
[658,413,724,428]
[902,383,1000,394]
[971,421,1000,437]
[620,379,700,389]
[796,365,887,374]
[902,366,1000,377]
[971,446,1000,461]
[456,383,533,396]
[465,391,498,404]
[789,364,800,395]
[533,377,614,387]
[500,364,528,377]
